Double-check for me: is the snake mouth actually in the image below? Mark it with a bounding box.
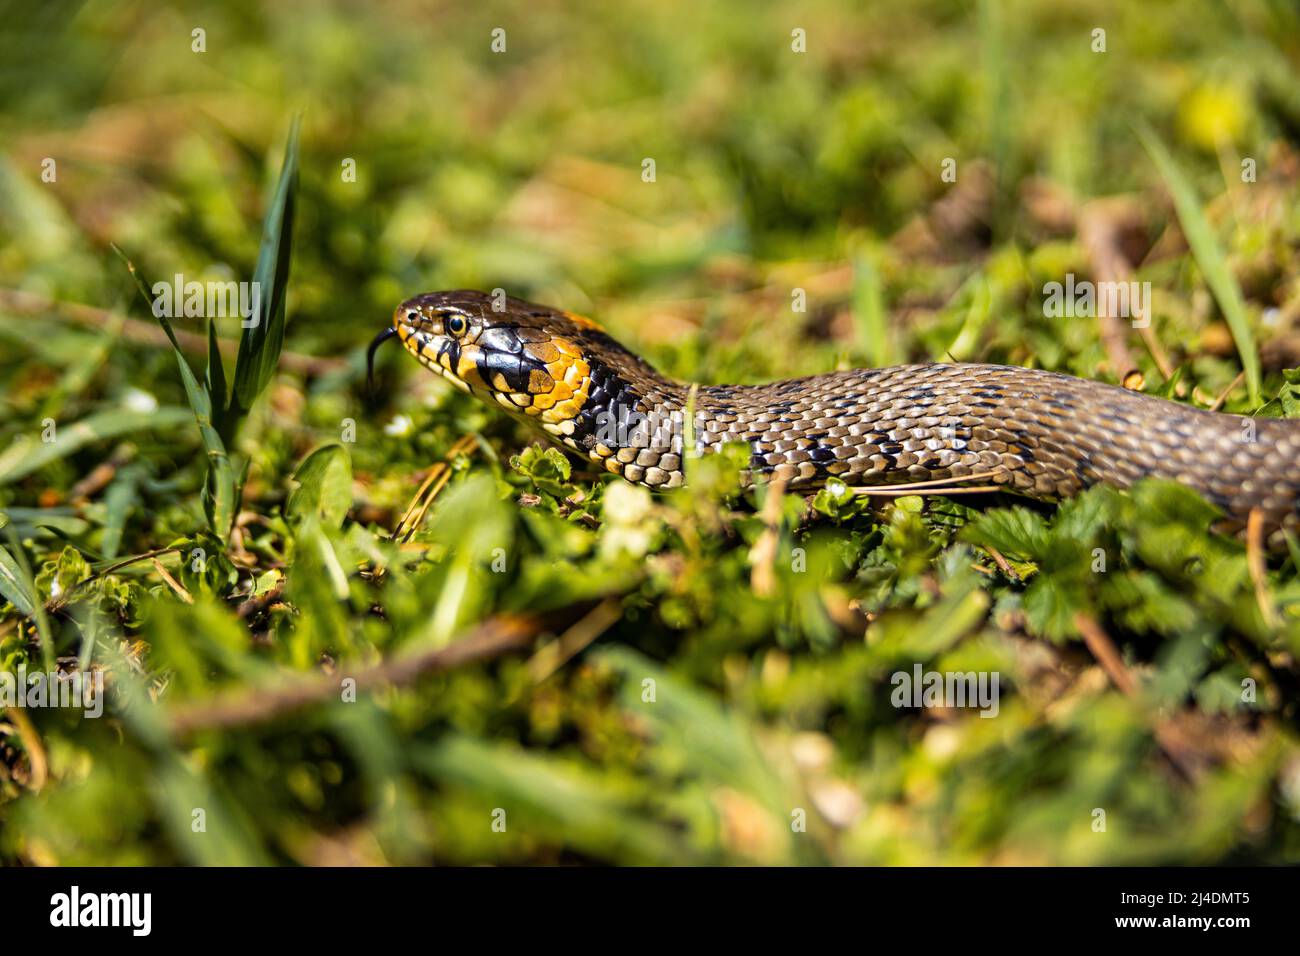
[366,325,401,396]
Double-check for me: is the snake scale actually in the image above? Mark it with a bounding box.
[369,290,1300,539]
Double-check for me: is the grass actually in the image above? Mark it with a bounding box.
[1,0,1300,866]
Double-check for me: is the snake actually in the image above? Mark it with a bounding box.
[368,289,1300,540]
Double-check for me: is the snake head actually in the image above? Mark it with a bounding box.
[389,290,491,397]
[381,290,599,434]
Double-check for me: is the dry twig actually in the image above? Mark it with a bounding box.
[1074,613,1202,778]
[0,287,346,377]
[166,613,542,737]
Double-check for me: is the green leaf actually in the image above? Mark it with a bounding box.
[1138,124,1261,405]
[0,535,37,617]
[1053,485,1121,542]
[1101,571,1199,637]
[872,567,991,656]
[1256,367,1300,419]
[510,445,573,498]
[230,115,301,424]
[961,505,1049,560]
[1129,478,1222,529]
[812,477,856,518]
[1022,574,1088,641]
[1195,667,1250,714]
[1149,365,1186,400]
[288,443,353,528]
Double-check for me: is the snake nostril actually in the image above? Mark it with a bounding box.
[406,311,418,321]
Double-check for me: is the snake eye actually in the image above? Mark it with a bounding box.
[406,311,418,321]
[445,314,467,336]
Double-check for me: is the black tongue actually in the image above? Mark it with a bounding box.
[366,326,400,397]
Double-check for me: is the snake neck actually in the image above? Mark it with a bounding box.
[545,326,692,486]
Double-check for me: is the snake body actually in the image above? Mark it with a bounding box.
[373,290,1300,538]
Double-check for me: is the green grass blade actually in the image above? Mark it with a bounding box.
[2,523,53,669]
[113,245,237,537]
[0,529,38,618]
[112,244,215,422]
[1138,124,1261,405]
[206,318,228,438]
[99,464,142,560]
[414,736,693,865]
[230,115,301,423]
[0,406,192,485]
[852,245,892,367]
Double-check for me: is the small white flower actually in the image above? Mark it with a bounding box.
[123,388,158,414]
[602,482,652,524]
[384,414,413,437]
